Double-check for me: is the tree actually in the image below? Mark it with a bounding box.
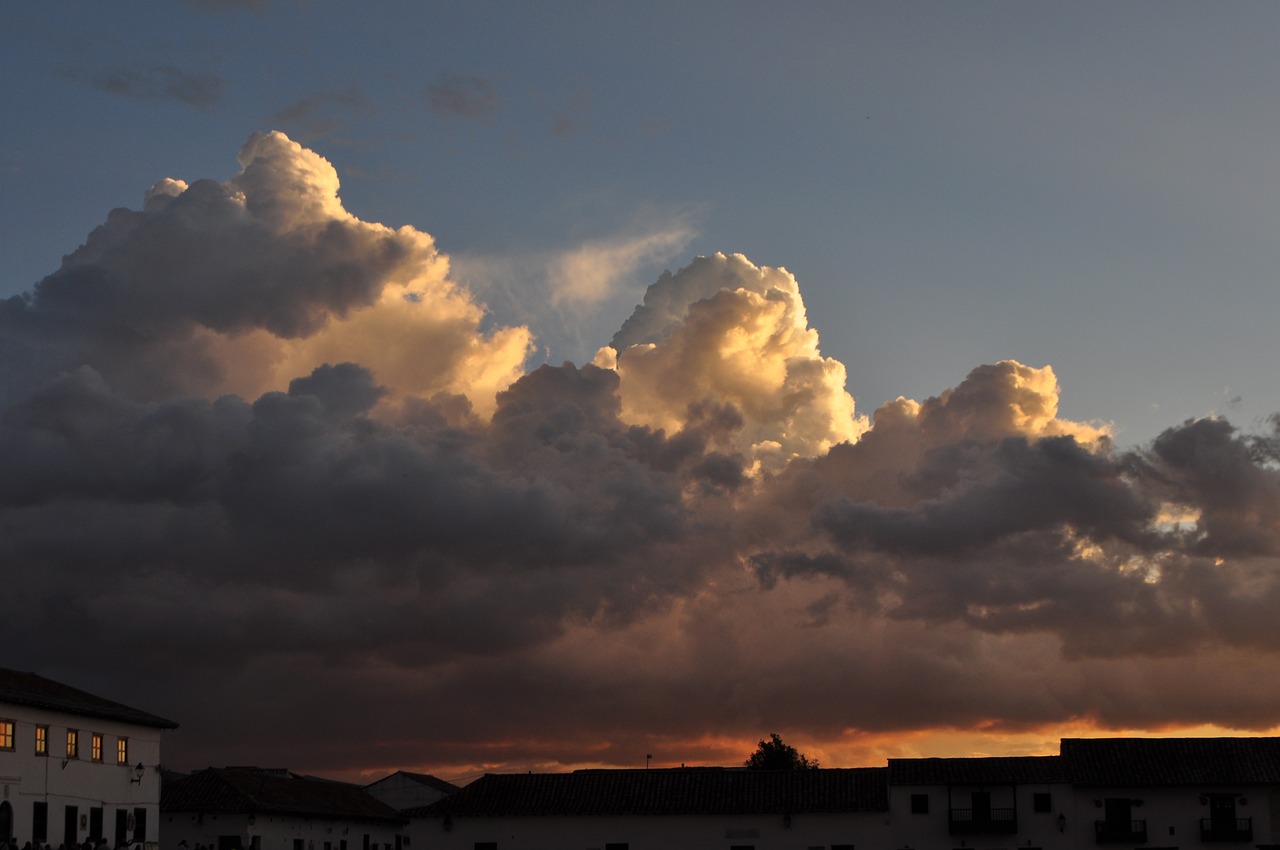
[744,732,819,770]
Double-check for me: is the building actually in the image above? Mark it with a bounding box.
[410,737,1280,850]
[0,668,178,848]
[364,773,457,814]
[408,767,889,850]
[161,767,408,850]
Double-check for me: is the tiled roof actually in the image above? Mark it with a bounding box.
[887,755,1066,786]
[0,668,177,729]
[162,768,406,823]
[413,767,889,818]
[1060,737,1280,787]
[366,770,458,795]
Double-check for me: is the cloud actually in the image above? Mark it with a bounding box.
[426,74,500,121]
[549,227,695,309]
[8,132,1280,781]
[599,253,867,466]
[1,130,531,415]
[272,88,370,140]
[63,64,225,110]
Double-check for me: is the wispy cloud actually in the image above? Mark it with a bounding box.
[426,73,500,121]
[62,63,225,110]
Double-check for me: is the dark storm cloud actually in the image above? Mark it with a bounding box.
[63,64,225,110]
[8,131,1280,778]
[426,74,500,121]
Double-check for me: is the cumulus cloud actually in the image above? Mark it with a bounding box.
[599,253,866,466]
[7,132,1280,780]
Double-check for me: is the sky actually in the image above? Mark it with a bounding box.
[3,1,1280,784]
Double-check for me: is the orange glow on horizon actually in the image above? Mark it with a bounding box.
[334,721,1280,787]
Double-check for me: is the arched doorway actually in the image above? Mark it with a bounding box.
[0,800,14,842]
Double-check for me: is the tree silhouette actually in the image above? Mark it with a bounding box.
[744,733,819,770]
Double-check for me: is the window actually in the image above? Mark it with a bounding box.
[66,729,79,758]
[91,733,103,762]
[1033,791,1052,813]
[605,844,630,850]
[832,845,857,850]
[0,720,12,749]
[473,844,498,850]
[35,725,47,756]
[117,737,128,765]
[911,793,929,814]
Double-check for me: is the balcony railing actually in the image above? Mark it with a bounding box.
[1094,819,1147,843]
[949,808,1017,835]
[1200,817,1252,842]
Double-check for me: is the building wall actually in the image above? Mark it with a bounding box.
[410,811,890,850]
[162,813,406,850]
[889,781,1074,850]
[0,703,165,848]
[1065,785,1279,850]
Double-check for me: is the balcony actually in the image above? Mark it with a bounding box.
[949,808,1017,835]
[1200,817,1252,842]
[1094,819,1147,843]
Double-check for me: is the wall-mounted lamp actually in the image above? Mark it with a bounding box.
[130,762,145,784]
[441,815,452,833]
[1058,813,1067,833]
[783,812,792,829]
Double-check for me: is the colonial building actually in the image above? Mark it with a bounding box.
[411,737,1280,850]
[0,668,178,848]
[161,767,408,850]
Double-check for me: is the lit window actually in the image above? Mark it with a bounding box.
[91,733,103,762]
[66,729,79,758]
[35,725,47,755]
[117,737,128,766]
[0,720,13,750]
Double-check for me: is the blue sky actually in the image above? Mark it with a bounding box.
[7,2,1280,779]
[7,1,1280,448]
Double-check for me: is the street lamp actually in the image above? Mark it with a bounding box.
[130,763,145,784]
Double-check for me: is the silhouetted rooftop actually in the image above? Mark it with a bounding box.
[366,770,458,795]
[887,755,1066,786]
[162,767,405,823]
[1060,737,1280,787]
[414,767,889,818]
[0,668,177,729]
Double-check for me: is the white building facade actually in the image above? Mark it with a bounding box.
[0,669,177,849]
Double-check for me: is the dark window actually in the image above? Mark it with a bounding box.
[605,844,629,850]
[64,805,78,847]
[294,840,304,850]
[32,802,48,843]
[1033,792,1051,813]
[729,846,756,850]
[911,793,929,814]
[217,836,239,850]
[832,845,856,850]
[362,836,369,850]
[89,807,103,842]
[474,844,498,850]
[115,810,129,847]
